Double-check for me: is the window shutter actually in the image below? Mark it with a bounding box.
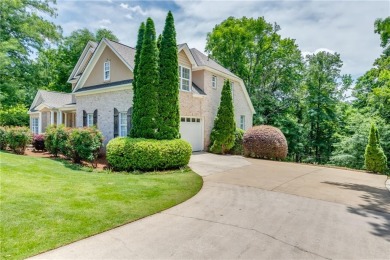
[93,109,98,126]
[83,110,87,127]
[127,107,133,135]
[114,108,119,137]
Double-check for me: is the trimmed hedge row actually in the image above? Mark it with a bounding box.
[106,137,192,171]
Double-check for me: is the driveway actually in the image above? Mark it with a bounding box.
[32,153,390,259]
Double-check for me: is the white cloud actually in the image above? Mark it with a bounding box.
[120,3,147,16]
[125,14,133,20]
[302,48,336,57]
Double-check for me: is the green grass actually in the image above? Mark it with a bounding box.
[0,151,202,259]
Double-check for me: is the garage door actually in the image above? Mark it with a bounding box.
[180,117,203,151]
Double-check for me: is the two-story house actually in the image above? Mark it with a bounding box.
[28,38,255,151]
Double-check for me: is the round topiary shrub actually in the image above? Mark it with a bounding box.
[243,125,288,160]
[106,138,192,171]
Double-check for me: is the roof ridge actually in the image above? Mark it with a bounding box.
[105,38,135,50]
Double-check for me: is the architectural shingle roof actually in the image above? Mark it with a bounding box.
[106,39,136,69]
[189,48,236,78]
[75,79,133,93]
[105,39,236,78]
[29,90,74,112]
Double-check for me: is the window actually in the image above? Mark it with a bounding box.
[32,118,39,134]
[104,61,110,81]
[240,115,246,130]
[87,113,94,127]
[212,75,217,89]
[119,112,127,137]
[179,66,190,91]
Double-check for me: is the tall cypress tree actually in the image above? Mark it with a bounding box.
[156,11,180,140]
[364,123,388,174]
[209,80,236,154]
[131,18,159,139]
[130,22,145,137]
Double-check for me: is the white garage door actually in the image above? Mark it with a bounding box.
[180,117,203,151]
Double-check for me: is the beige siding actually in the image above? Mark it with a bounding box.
[178,50,192,69]
[201,70,253,148]
[83,47,133,88]
[192,70,205,92]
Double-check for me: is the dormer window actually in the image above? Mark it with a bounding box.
[104,61,110,81]
[179,65,190,91]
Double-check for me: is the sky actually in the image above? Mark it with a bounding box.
[55,0,389,80]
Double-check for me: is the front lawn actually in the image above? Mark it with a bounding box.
[0,152,202,259]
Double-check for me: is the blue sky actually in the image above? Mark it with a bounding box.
[55,0,389,80]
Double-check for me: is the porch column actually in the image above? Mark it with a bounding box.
[64,113,68,127]
[38,112,42,133]
[57,111,62,125]
[50,111,54,125]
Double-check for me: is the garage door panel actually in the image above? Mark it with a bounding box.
[180,117,203,152]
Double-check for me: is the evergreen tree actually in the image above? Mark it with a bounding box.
[364,123,388,174]
[156,11,180,140]
[157,34,162,50]
[130,22,145,137]
[209,80,236,154]
[131,18,159,139]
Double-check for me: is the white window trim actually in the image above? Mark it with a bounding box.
[87,113,94,127]
[104,61,110,81]
[31,118,39,134]
[212,75,217,89]
[240,115,246,130]
[179,65,191,92]
[119,112,127,137]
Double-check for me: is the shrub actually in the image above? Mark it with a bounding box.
[0,127,7,150]
[6,127,31,154]
[229,128,245,155]
[45,125,69,157]
[243,125,288,160]
[209,80,236,154]
[32,134,45,151]
[0,104,29,126]
[364,124,387,174]
[67,127,104,164]
[106,138,192,171]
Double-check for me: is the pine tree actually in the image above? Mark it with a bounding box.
[364,123,388,174]
[156,11,180,140]
[130,22,145,137]
[131,18,159,139]
[157,34,162,50]
[209,80,236,154]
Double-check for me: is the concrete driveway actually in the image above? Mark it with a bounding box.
[32,153,390,259]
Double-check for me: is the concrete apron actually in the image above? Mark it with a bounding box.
[31,153,390,259]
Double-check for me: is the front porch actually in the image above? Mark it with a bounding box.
[30,107,76,134]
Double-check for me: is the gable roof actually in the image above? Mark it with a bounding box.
[190,48,237,78]
[29,90,74,112]
[105,39,136,70]
[67,41,97,82]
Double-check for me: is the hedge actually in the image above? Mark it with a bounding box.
[6,127,31,154]
[106,137,192,171]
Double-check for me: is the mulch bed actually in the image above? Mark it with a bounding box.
[24,147,109,171]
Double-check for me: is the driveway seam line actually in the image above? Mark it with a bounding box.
[204,180,390,215]
[162,212,331,260]
[270,168,324,191]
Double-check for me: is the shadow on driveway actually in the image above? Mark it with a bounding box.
[322,181,390,241]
